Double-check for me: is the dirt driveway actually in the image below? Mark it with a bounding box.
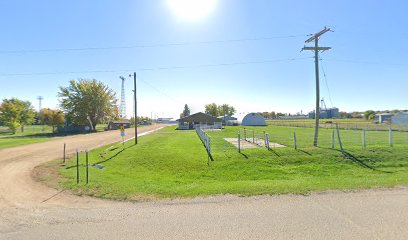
[1,124,408,239]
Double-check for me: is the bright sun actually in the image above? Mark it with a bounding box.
[166,0,217,22]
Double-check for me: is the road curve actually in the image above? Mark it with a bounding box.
[1,124,408,239]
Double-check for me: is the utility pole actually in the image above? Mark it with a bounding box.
[37,96,43,112]
[302,27,333,146]
[129,72,138,145]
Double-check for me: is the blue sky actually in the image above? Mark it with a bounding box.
[0,0,407,119]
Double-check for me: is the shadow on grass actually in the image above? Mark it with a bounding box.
[65,144,135,169]
[268,148,281,157]
[239,152,249,159]
[333,149,394,174]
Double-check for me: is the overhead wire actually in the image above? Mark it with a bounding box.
[319,58,334,108]
[0,57,313,77]
[0,34,307,54]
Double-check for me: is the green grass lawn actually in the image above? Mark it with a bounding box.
[56,125,408,201]
[0,124,108,149]
[0,125,53,149]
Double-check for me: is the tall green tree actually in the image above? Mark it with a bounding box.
[58,79,118,131]
[181,104,190,118]
[364,110,376,120]
[39,108,65,132]
[0,98,35,134]
[217,104,236,117]
[204,103,218,116]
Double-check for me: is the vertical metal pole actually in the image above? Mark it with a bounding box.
[63,143,66,164]
[313,38,320,147]
[133,72,138,145]
[294,132,297,150]
[238,131,241,153]
[76,149,79,184]
[266,133,270,150]
[86,150,89,184]
[389,127,393,147]
[331,130,335,148]
[252,130,255,143]
[362,129,366,150]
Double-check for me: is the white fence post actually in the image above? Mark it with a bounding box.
[389,127,393,147]
[294,132,297,150]
[238,131,241,153]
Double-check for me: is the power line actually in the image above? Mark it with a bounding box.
[324,58,408,66]
[138,78,182,105]
[0,34,307,55]
[319,58,334,108]
[0,57,313,77]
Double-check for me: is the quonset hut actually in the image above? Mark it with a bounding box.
[242,113,267,126]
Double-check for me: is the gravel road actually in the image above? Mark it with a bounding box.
[1,125,407,240]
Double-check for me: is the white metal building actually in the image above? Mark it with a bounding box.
[242,113,267,126]
[392,112,408,126]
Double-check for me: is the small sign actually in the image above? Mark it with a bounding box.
[120,125,125,137]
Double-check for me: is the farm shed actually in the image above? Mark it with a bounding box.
[219,116,238,126]
[376,113,393,124]
[177,112,222,130]
[392,112,408,126]
[108,119,131,130]
[242,113,267,126]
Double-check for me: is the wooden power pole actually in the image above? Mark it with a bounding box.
[302,27,333,147]
[130,72,138,145]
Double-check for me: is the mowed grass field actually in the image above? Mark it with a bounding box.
[0,124,108,149]
[0,125,53,149]
[55,125,408,201]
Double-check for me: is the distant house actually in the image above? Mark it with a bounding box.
[392,112,408,126]
[177,112,222,130]
[242,113,267,126]
[218,116,238,126]
[376,113,393,124]
[108,119,131,130]
[157,118,174,124]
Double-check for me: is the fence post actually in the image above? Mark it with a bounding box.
[76,149,79,184]
[238,131,241,153]
[244,128,247,141]
[63,143,66,165]
[252,130,255,143]
[86,150,89,184]
[294,132,297,150]
[389,127,393,147]
[265,133,270,150]
[362,129,366,150]
[331,130,335,148]
[336,124,345,159]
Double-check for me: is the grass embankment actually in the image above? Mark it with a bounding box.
[57,126,408,201]
[0,124,108,149]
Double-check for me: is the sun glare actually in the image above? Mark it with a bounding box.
[166,0,217,22]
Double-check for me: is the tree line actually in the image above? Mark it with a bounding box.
[0,79,150,135]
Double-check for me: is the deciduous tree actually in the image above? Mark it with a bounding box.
[0,98,35,134]
[58,79,118,131]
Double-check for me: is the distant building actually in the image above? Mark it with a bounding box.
[392,112,408,126]
[218,116,238,126]
[108,119,131,130]
[157,118,174,124]
[309,107,340,119]
[376,113,393,124]
[177,112,222,130]
[242,113,267,126]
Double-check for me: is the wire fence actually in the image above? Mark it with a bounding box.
[203,125,408,160]
[267,120,408,132]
